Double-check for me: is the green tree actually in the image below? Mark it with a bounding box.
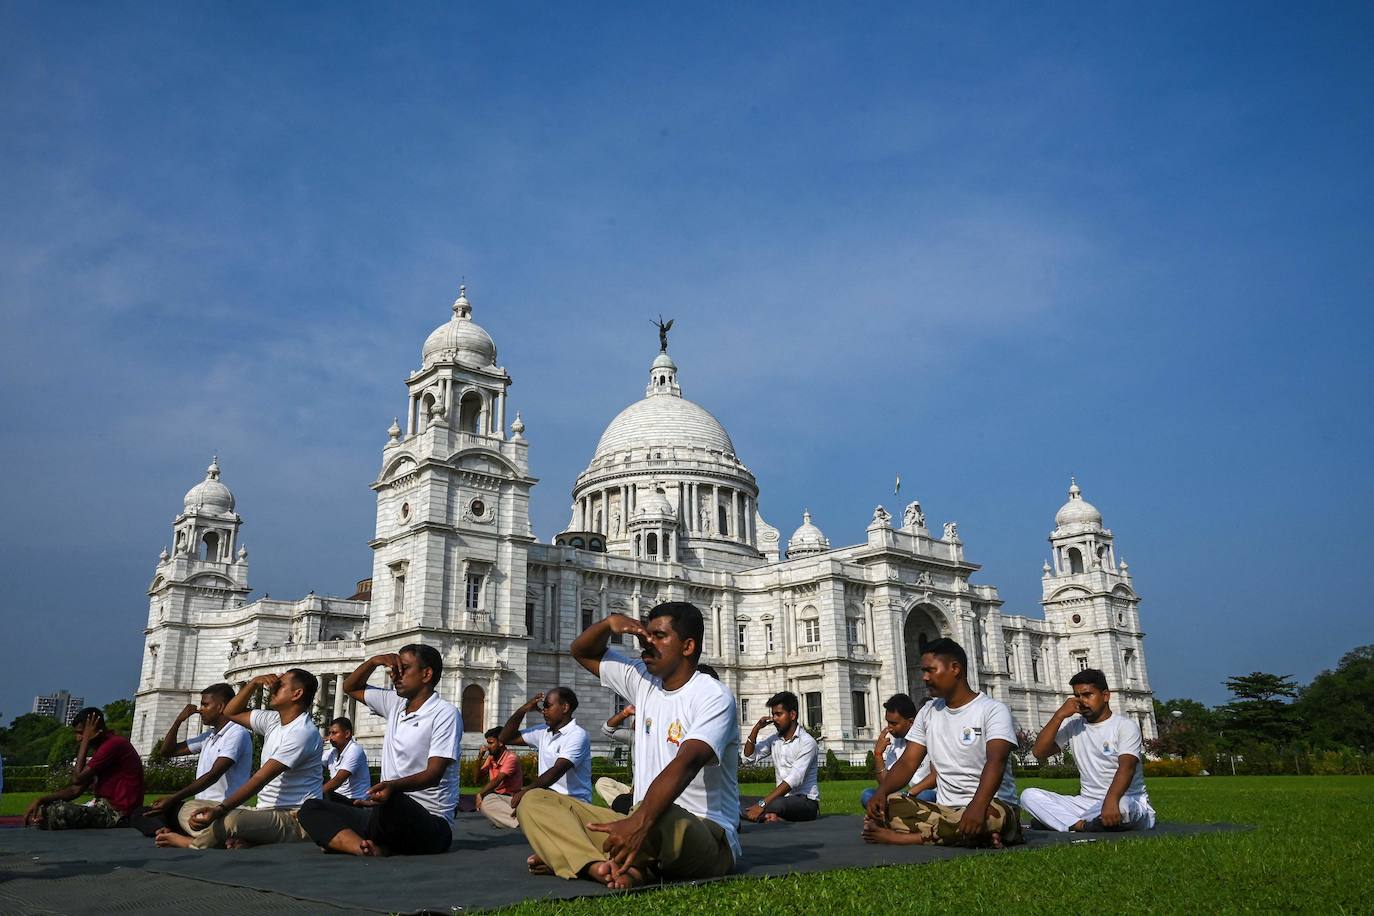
[1219,672,1298,747]
[1294,646,1374,750]
[0,712,65,766]
[103,699,135,737]
[1150,698,1218,757]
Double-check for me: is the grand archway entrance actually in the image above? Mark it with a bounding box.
[903,605,946,702]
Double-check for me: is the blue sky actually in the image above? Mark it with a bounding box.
[2,3,1371,722]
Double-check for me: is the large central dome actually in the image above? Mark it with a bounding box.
[590,353,735,460]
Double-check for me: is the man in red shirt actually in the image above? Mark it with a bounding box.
[25,708,146,830]
[476,727,524,828]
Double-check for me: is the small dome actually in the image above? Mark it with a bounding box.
[184,457,235,514]
[1055,477,1102,528]
[422,286,497,369]
[786,510,830,558]
[651,352,677,371]
[634,489,676,520]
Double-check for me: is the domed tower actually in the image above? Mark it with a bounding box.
[369,285,535,650]
[786,510,830,559]
[1041,478,1154,736]
[570,333,769,570]
[135,458,251,751]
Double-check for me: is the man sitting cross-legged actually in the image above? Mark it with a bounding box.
[131,684,251,837]
[860,693,938,812]
[863,638,1023,848]
[297,645,460,856]
[322,716,372,801]
[595,704,635,815]
[518,602,740,889]
[742,691,820,823]
[475,727,524,827]
[156,669,323,849]
[486,687,592,829]
[25,708,145,830]
[1021,668,1156,832]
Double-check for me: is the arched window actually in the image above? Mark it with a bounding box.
[646,533,659,557]
[461,684,485,733]
[718,505,729,536]
[200,531,220,561]
[1068,547,1085,574]
[458,391,483,433]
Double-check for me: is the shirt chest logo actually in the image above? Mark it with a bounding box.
[959,726,982,746]
[666,719,685,746]
[1102,741,1118,755]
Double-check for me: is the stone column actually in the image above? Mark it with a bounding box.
[333,674,346,719]
[498,390,507,438]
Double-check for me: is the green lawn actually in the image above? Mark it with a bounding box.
[496,776,1374,914]
[1,791,50,816]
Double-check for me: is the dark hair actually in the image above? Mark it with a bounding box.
[644,601,705,662]
[921,637,969,674]
[285,668,318,707]
[70,707,104,728]
[400,643,444,682]
[328,717,353,732]
[548,686,579,713]
[883,693,919,719]
[484,727,503,741]
[697,663,720,680]
[766,691,800,714]
[202,683,235,704]
[1069,668,1110,692]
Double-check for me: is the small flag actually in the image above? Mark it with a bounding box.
[894,473,901,496]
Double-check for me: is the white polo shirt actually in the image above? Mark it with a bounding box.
[1054,712,1147,800]
[250,710,323,809]
[885,731,933,789]
[522,718,593,801]
[910,693,1019,807]
[749,727,820,800]
[363,686,461,823]
[600,650,742,865]
[323,739,373,800]
[186,721,253,803]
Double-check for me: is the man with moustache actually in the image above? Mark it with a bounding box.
[742,691,820,823]
[475,727,524,827]
[518,602,740,889]
[321,716,372,801]
[485,686,591,829]
[863,638,1023,847]
[131,683,252,837]
[155,669,323,849]
[297,645,459,856]
[1020,668,1155,832]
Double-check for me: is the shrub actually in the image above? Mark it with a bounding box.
[1144,756,1204,777]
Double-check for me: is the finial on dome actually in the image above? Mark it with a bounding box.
[453,284,472,319]
[1068,475,1080,498]
[238,544,248,560]
[511,412,526,440]
[803,508,812,524]
[1042,559,1052,577]
[207,455,221,480]
[387,417,401,445]
[160,546,170,562]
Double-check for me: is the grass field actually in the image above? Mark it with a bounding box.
[5,778,1372,912]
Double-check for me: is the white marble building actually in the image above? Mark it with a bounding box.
[134,288,1156,760]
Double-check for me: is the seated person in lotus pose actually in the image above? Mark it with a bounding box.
[863,638,1023,848]
[490,687,592,828]
[156,670,322,849]
[596,704,635,815]
[860,693,938,811]
[476,727,524,828]
[26,708,144,830]
[132,684,251,837]
[322,716,372,801]
[519,602,740,889]
[298,645,460,856]
[742,691,820,823]
[1020,668,1155,832]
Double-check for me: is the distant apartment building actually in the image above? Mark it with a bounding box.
[32,690,84,724]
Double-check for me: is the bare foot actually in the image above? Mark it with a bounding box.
[358,840,390,857]
[990,831,1004,849]
[155,829,193,849]
[862,821,924,845]
[528,854,554,875]
[587,860,647,888]
[762,813,783,823]
[225,837,257,850]
[1069,819,1087,831]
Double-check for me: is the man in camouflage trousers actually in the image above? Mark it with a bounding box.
[25,708,145,830]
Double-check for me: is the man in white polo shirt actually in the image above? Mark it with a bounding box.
[321,716,372,801]
[1021,668,1155,832]
[132,683,252,838]
[156,669,323,849]
[864,638,1023,848]
[742,690,820,823]
[519,602,739,889]
[298,644,460,856]
[483,686,590,830]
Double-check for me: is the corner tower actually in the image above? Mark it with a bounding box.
[1040,478,1154,737]
[368,286,536,652]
